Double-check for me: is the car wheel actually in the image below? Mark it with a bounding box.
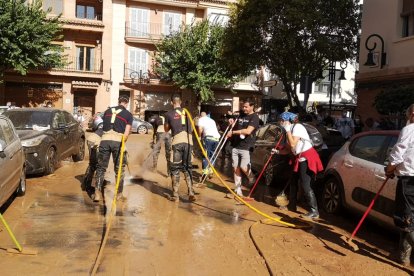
[44,147,57,175]
[72,138,85,162]
[137,125,148,134]
[16,166,26,196]
[322,177,343,214]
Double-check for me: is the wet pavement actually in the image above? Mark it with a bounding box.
[0,133,412,275]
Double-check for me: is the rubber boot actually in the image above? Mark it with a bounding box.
[82,166,93,191]
[184,171,196,202]
[93,176,104,202]
[398,231,413,266]
[301,190,319,219]
[287,183,297,212]
[167,161,171,176]
[170,174,180,202]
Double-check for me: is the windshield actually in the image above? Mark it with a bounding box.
[5,111,51,129]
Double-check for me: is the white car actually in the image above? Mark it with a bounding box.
[321,130,400,228]
[0,115,26,206]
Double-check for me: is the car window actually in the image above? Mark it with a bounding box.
[349,135,389,164]
[64,111,77,125]
[263,125,282,143]
[384,136,398,165]
[256,125,269,140]
[0,118,15,146]
[52,112,66,128]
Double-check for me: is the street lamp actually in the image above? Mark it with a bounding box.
[325,60,347,115]
[130,69,150,118]
[364,34,387,68]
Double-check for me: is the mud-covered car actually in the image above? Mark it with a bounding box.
[3,108,85,175]
[322,130,399,228]
[0,115,26,206]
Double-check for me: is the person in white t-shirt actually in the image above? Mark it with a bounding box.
[274,112,323,219]
[197,112,221,178]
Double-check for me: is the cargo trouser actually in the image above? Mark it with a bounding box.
[95,140,127,194]
[170,142,194,198]
[153,132,172,173]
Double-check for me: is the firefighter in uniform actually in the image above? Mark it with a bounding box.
[164,94,196,202]
[82,116,103,194]
[93,96,133,202]
[152,114,172,174]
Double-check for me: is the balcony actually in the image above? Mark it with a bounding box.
[36,56,103,75]
[125,22,164,43]
[123,64,162,85]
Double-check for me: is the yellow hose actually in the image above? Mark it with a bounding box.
[91,136,126,275]
[184,108,309,229]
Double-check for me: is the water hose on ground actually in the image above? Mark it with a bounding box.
[91,136,126,275]
[183,108,309,229]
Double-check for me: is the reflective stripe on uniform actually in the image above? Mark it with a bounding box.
[175,110,186,125]
[111,108,123,123]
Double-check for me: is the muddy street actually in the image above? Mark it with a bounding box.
[0,133,411,275]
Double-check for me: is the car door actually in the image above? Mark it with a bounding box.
[52,111,71,158]
[369,134,399,225]
[341,134,389,213]
[250,125,269,170]
[64,111,81,154]
[0,118,21,204]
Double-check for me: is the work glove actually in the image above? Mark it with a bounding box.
[282,121,292,132]
[271,148,280,155]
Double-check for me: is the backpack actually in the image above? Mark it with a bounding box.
[292,123,324,151]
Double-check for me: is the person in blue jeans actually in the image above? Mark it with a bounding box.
[197,112,221,181]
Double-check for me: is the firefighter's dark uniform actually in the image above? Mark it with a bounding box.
[152,115,172,173]
[165,108,195,201]
[93,105,133,201]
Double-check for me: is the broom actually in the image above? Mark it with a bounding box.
[0,213,37,255]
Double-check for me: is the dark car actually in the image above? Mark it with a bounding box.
[3,108,85,175]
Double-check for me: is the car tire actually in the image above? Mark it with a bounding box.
[322,177,343,214]
[44,146,57,175]
[72,138,85,162]
[16,166,26,196]
[137,125,148,134]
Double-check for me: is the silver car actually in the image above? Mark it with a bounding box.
[0,115,26,206]
[131,117,153,134]
[322,130,400,228]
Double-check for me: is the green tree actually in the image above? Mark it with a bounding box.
[0,0,63,82]
[155,20,235,103]
[374,86,414,115]
[223,0,360,111]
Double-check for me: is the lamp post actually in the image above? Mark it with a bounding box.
[130,69,149,119]
[364,34,387,68]
[327,60,347,115]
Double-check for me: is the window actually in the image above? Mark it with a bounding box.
[43,0,63,15]
[163,11,181,36]
[52,112,66,129]
[349,135,388,163]
[208,13,229,26]
[76,5,96,20]
[64,111,77,125]
[130,7,149,37]
[128,47,148,73]
[401,0,414,37]
[0,119,16,147]
[76,46,95,71]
